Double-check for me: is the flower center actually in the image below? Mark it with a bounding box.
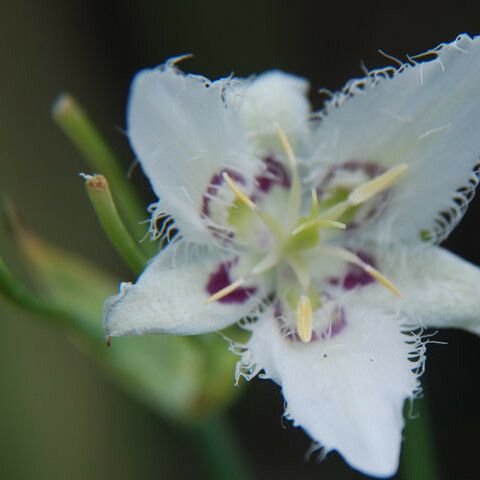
[205,127,407,343]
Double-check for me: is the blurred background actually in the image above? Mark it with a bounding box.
[1,1,480,479]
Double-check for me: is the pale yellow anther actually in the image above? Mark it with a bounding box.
[363,265,402,297]
[205,277,245,304]
[348,163,408,206]
[296,295,313,343]
[222,172,256,210]
[291,219,346,237]
[223,172,285,241]
[276,126,302,228]
[276,125,297,169]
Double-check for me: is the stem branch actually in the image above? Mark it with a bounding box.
[85,175,147,276]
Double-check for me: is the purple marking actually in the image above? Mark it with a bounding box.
[201,169,245,219]
[255,156,291,194]
[206,258,257,304]
[275,300,346,343]
[328,251,377,290]
[201,157,289,222]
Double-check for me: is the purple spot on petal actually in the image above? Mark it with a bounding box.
[206,258,257,304]
[328,277,340,287]
[255,156,291,194]
[329,251,377,291]
[201,169,244,219]
[342,270,375,289]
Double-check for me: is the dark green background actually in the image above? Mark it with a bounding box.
[1,1,479,479]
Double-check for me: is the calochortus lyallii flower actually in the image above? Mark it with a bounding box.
[105,34,480,477]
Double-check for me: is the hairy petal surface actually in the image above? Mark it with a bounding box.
[128,64,257,243]
[373,246,480,336]
[240,303,420,478]
[237,71,311,153]
[104,242,267,336]
[311,34,480,244]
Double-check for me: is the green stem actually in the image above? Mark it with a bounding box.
[188,416,252,480]
[401,395,438,480]
[52,93,154,255]
[0,256,102,342]
[85,175,147,276]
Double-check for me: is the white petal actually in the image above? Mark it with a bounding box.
[104,242,267,336]
[312,34,480,244]
[371,246,480,336]
[233,71,311,153]
[128,63,257,243]
[240,303,420,478]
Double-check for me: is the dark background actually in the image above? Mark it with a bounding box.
[0,1,479,479]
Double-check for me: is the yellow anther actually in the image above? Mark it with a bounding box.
[291,219,346,237]
[348,163,408,206]
[296,295,313,343]
[222,172,257,210]
[223,171,285,240]
[205,277,245,304]
[276,125,297,169]
[363,265,402,297]
[276,126,302,228]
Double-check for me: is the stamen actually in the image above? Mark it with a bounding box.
[223,172,285,240]
[348,163,408,205]
[206,253,280,305]
[362,265,402,297]
[318,163,409,222]
[318,245,401,297]
[276,126,301,228]
[296,295,313,343]
[276,125,297,170]
[205,277,245,304]
[222,172,256,210]
[291,219,346,236]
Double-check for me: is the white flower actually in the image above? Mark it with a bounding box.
[104,35,480,477]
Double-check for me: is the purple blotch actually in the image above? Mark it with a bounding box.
[201,169,244,219]
[255,156,291,194]
[329,251,377,290]
[206,259,257,304]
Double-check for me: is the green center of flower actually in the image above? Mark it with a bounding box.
[206,127,407,343]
